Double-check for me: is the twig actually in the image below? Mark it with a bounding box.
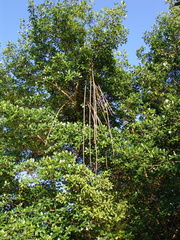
[53,82,74,102]
[45,100,70,145]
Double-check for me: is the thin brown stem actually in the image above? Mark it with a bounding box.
[83,84,87,164]
[52,82,74,102]
[45,100,70,145]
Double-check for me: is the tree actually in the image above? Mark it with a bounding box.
[115,3,179,239]
[0,0,179,239]
[0,0,130,239]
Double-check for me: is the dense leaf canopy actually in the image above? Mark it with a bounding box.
[0,0,179,239]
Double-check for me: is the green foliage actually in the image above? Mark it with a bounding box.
[0,159,128,240]
[122,4,180,239]
[0,0,179,239]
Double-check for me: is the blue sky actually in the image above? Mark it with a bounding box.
[0,0,168,65]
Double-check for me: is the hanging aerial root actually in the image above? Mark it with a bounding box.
[82,83,87,164]
[81,63,115,173]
